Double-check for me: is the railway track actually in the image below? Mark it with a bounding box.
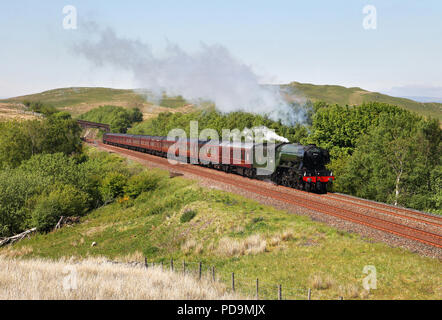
[324,193,442,225]
[90,141,442,251]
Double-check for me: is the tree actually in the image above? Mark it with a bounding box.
[305,102,407,157]
[339,111,441,211]
[0,118,82,169]
[128,107,143,123]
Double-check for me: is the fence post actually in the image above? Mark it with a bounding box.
[231,273,235,292]
[212,266,215,282]
[278,284,282,300]
[308,288,312,300]
[170,258,174,272]
[199,262,202,280]
[183,260,186,275]
[256,279,259,300]
[144,257,148,269]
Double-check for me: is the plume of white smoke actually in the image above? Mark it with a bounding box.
[74,26,306,125]
[251,126,290,143]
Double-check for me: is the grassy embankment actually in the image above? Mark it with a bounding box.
[2,148,440,300]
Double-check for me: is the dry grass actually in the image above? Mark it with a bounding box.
[0,245,34,258]
[268,230,294,247]
[0,256,244,300]
[115,251,145,263]
[310,274,336,290]
[338,284,362,299]
[217,235,266,257]
[181,239,204,255]
[182,239,197,253]
[0,104,39,121]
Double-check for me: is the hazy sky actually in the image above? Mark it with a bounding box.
[1,0,441,98]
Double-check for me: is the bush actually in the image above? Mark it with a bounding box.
[180,209,197,223]
[99,172,128,203]
[124,171,161,198]
[31,185,89,232]
[0,170,50,237]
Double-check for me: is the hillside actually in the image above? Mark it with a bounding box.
[284,82,442,120]
[2,83,441,121]
[0,87,194,118]
[2,148,440,300]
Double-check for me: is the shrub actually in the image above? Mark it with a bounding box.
[31,185,89,232]
[180,209,197,223]
[252,217,264,224]
[124,171,161,198]
[99,172,128,203]
[0,170,50,237]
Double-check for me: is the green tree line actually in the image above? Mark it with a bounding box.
[78,105,143,133]
[129,109,309,142]
[305,102,441,213]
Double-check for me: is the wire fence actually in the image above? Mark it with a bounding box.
[143,257,344,300]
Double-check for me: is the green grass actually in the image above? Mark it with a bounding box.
[2,152,440,300]
[283,82,442,121]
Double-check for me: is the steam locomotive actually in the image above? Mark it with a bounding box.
[103,133,334,193]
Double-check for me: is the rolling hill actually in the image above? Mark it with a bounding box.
[283,82,442,120]
[0,87,194,119]
[2,83,441,120]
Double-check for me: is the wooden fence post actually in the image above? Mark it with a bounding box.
[199,262,202,280]
[170,258,174,272]
[231,273,235,292]
[212,266,215,282]
[183,260,186,275]
[144,257,148,269]
[278,284,282,300]
[308,288,312,300]
[256,279,259,300]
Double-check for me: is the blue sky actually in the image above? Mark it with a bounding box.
[0,0,441,98]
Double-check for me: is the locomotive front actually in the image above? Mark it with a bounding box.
[275,143,334,193]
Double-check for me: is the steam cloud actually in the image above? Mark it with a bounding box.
[74,26,305,125]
